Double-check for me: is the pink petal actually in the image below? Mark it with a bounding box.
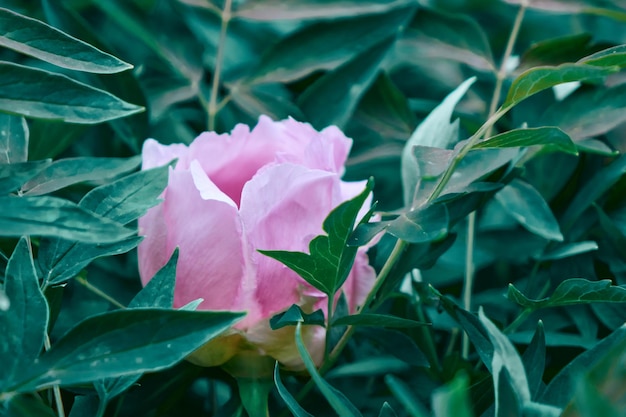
[141,138,189,170]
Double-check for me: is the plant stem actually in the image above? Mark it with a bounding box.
[208,0,232,131]
[44,334,65,417]
[462,212,476,359]
[76,276,126,309]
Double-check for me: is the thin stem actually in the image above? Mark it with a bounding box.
[208,0,233,131]
[76,276,126,310]
[325,293,334,358]
[44,334,65,417]
[461,212,476,359]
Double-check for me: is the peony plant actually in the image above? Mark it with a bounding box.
[137,116,376,375]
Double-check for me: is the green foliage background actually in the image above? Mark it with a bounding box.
[1,0,626,416]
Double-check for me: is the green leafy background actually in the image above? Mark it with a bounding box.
[1,0,626,416]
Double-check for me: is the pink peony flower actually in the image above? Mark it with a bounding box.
[137,116,376,373]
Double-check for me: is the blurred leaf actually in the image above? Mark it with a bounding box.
[230,84,304,122]
[294,322,362,417]
[432,372,473,417]
[378,402,399,417]
[28,120,86,160]
[0,62,143,124]
[385,374,430,417]
[365,327,430,368]
[521,321,546,398]
[579,44,626,67]
[299,37,395,130]
[508,279,626,310]
[274,363,313,417]
[260,179,373,296]
[540,84,626,141]
[538,241,598,261]
[0,238,49,387]
[540,324,626,407]
[4,308,244,393]
[0,196,133,243]
[561,155,626,229]
[235,0,413,21]
[332,314,428,328]
[0,7,132,73]
[386,204,449,243]
[270,304,325,330]
[401,77,475,206]
[0,160,51,194]
[504,0,626,20]
[4,394,57,417]
[249,7,413,83]
[474,127,577,155]
[403,8,494,72]
[0,114,28,163]
[518,33,596,70]
[327,356,408,379]
[495,179,563,241]
[21,156,141,196]
[66,395,100,417]
[494,367,522,417]
[502,63,618,109]
[576,138,617,155]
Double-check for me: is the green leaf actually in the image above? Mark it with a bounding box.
[0,160,51,194]
[235,0,413,21]
[79,162,169,224]
[401,77,476,206]
[518,33,596,70]
[502,63,618,109]
[386,203,449,243]
[579,44,626,68]
[294,322,362,417]
[269,304,325,330]
[473,127,577,155]
[538,241,598,261]
[4,394,57,417]
[385,374,430,417]
[403,8,494,72]
[4,308,244,393]
[378,402,399,417]
[249,7,413,83]
[521,321,546,398]
[274,363,313,417]
[432,372,473,417]
[508,279,626,310]
[495,179,563,241]
[0,238,49,387]
[561,155,626,229]
[332,314,428,328]
[261,179,373,296]
[0,7,132,74]
[0,62,143,124]
[539,84,626,141]
[0,114,28,163]
[129,249,178,309]
[326,356,408,379]
[540,324,626,407]
[298,37,395,130]
[21,156,141,196]
[365,328,430,368]
[0,196,134,243]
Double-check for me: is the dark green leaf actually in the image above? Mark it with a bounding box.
[270,304,325,330]
[0,160,51,194]
[495,179,563,241]
[332,313,428,328]
[129,249,178,309]
[387,203,449,243]
[298,37,395,130]
[327,357,409,379]
[508,279,626,310]
[294,322,362,417]
[378,402,399,417]
[0,62,143,124]
[518,33,596,70]
[401,77,475,206]
[474,127,577,155]
[235,0,413,21]
[502,63,618,109]
[0,196,133,243]
[495,367,523,417]
[521,321,546,398]
[21,156,141,196]
[0,238,49,387]
[0,114,28,163]
[0,7,132,74]
[5,394,57,417]
[538,241,598,261]
[540,324,626,407]
[431,372,473,417]
[274,363,313,417]
[364,328,430,368]
[385,374,430,417]
[249,7,412,83]
[5,308,244,393]
[579,44,626,68]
